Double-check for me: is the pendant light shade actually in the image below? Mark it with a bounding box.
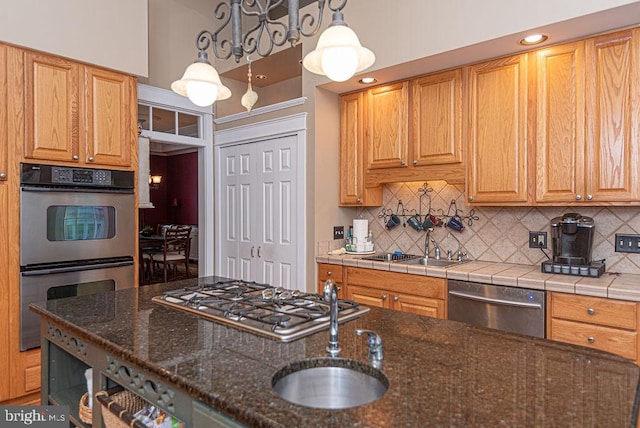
[303,21,375,82]
[171,52,231,107]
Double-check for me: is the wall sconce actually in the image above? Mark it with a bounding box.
[149,175,162,190]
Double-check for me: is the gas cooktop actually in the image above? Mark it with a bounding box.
[151,280,370,342]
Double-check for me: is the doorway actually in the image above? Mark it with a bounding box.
[138,84,214,277]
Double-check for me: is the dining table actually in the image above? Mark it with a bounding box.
[139,234,165,284]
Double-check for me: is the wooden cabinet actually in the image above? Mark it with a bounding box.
[410,69,463,167]
[365,69,465,186]
[465,53,531,205]
[536,28,640,204]
[338,92,381,206]
[548,292,639,363]
[22,50,136,168]
[316,263,345,299]
[365,82,409,170]
[344,267,446,319]
[0,43,10,402]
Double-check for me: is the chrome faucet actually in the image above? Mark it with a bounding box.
[424,228,434,258]
[446,232,467,261]
[431,239,441,260]
[323,279,340,357]
[356,329,383,369]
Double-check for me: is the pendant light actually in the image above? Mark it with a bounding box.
[171,51,231,107]
[241,56,259,114]
[303,10,375,82]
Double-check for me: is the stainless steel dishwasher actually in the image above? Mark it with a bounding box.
[447,280,546,338]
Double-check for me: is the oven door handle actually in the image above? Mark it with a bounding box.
[21,260,134,276]
[21,185,133,194]
[448,290,543,309]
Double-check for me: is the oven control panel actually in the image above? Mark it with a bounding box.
[20,163,134,190]
[52,166,112,185]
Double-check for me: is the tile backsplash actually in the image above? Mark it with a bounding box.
[336,181,640,274]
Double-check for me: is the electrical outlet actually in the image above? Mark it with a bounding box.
[615,233,640,253]
[333,226,344,240]
[529,231,547,249]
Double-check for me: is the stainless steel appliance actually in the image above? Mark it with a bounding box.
[152,279,370,342]
[19,163,136,350]
[448,280,545,338]
[542,212,604,277]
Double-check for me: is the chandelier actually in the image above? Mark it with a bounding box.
[171,0,375,107]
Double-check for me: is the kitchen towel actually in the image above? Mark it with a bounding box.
[353,219,369,243]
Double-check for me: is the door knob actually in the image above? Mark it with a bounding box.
[250,246,255,257]
[257,246,262,258]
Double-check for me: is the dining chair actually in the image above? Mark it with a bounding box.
[150,225,192,283]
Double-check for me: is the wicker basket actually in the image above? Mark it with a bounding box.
[79,392,92,425]
[95,388,148,428]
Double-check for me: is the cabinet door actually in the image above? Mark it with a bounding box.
[535,42,586,203]
[347,285,390,309]
[366,82,409,169]
[339,92,381,206]
[411,69,462,166]
[83,66,134,167]
[317,263,344,298]
[391,293,445,319]
[23,51,80,163]
[0,44,9,401]
[466,54,530,204]
[584,28,640,202]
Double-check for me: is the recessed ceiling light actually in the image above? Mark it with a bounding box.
[519,34,548,46]
[255,74,267,80]
[358,77,377,84]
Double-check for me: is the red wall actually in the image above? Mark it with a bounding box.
[141,152,198,229]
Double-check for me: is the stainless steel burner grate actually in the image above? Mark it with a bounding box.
[151,280,369,342]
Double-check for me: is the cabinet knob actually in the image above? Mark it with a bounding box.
[412,160,418,165]
[356,198,362,203]
[88,156,95,162]
[575,194,582,200]
[0,172,6,179]
[587,307,595,315]
[400,160,406,166]
[586,194,593,201]
[393,296,399,302]
[587,336,596,343]
[381,294,387,301]
[468,196,473,202]
[327,271,332,276]
[72,155,79,160]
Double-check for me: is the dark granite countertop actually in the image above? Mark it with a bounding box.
[31,277,640,427]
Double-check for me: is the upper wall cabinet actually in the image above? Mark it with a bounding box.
[411,69,463,166]
[465,53,530,205]
[365,82,409,170]
[22,50,136,169]
[536,28,640,204]
[339,92,382,206]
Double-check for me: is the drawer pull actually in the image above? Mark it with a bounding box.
[393,296,399,302]
[587,336,596,343]
[587,307,595,315]
[327,271,332,276]
[381,294,387,301]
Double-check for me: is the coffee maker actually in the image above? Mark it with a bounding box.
[551,213,594,264]
[542,213,604,277]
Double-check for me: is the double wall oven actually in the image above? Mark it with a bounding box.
[20,163,136,350]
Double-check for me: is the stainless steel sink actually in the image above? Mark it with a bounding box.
[360,253,421,262]
[272,358,388,409]
[400,257,471,267]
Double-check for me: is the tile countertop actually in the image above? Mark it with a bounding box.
[31,277,640,427]
[316,254,640,302]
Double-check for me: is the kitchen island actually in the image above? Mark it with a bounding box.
[31,276,640,427]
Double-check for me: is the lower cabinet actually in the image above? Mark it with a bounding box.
[343,267,446,319]
[547,292,639,363]
[316,263,344,299]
